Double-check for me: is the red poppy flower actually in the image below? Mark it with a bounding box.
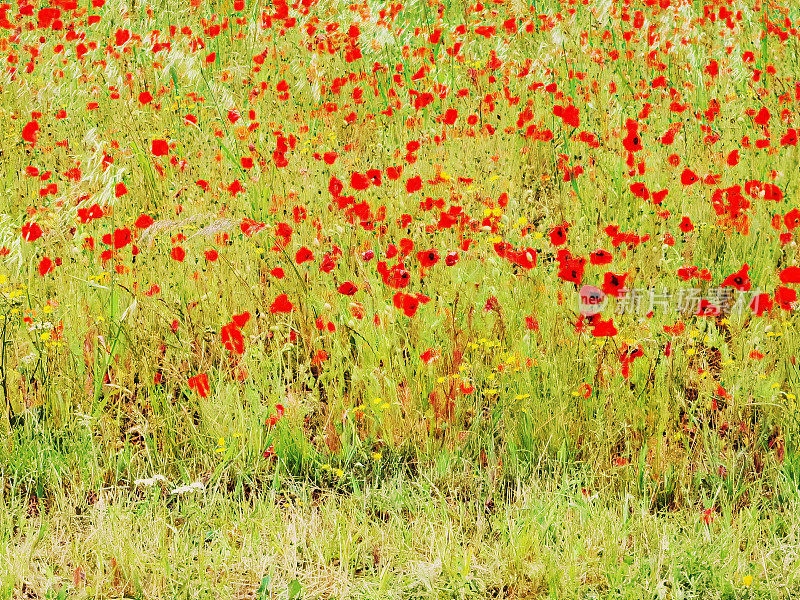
[378,261,411,289]
[779,267,800,284]
[591,317,618,337]
[750,293,773,316]
[763,183,783,202]
[556,251,586,285]
[188,373,210,398]
[780,128,798,147]
[295,246,314,264]
[420,348,440,364]
[525,315,540,331]
[483,296,500,312]
[774,286,798,311]
[678,216,694,233]
[619,343,644,378]
[590,249,613,265]
[749,350,764,360]
[459,381,475,395]
[386,166,402,180]
[170,246,185,262]
[337,281,358,295]
[151,139,169,156]
[38,256,54,277]
[661,322,684,337]
[696,299,719,317]
[346,302,363,320]
[602,272,628,298]
[270,267,284,279]
[417,249,440,267]
[680,168,699,186]
[115,28,130,46]
[232,311,251,328]
[630,182,649,200]
[228,180,244,196]
[366,168,382,186]
[270,293,294,313]
[785,209,800,231]
[113,227,132,249]
[311,350,328,366]
[405,176,422,193]
[273,223,293,246]
[22,120,39,146]
[392,292,419,317]
[401,294,419,317]
[138,91,153,104]
[549,224,568,246]
[399,238,414,257]
[204,249,218,261]
[115,182,128,197]
[722,264,751,291]
[221,322,245,354]
[240,217,266,237]
[22,221,43,242]
[553,103,580,128]
[134,214,154,229]
[753,107,770,125]
[350,171,370,190]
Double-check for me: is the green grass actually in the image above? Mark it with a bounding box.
[2,398,799,598]
[4,422,799,600]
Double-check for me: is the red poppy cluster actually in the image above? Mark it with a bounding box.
[4,0,799,465]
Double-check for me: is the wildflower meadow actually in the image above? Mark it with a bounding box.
[1,0,800,597]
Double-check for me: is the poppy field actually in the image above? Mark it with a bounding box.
[2,0,800,597]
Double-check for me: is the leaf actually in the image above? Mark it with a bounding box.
[130,140,157,209]
[217,140,247,178]
[170,65,179,92]
[287,579,302,600]
[257,575,270,600]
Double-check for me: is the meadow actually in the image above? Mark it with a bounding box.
[1,0,800,597]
